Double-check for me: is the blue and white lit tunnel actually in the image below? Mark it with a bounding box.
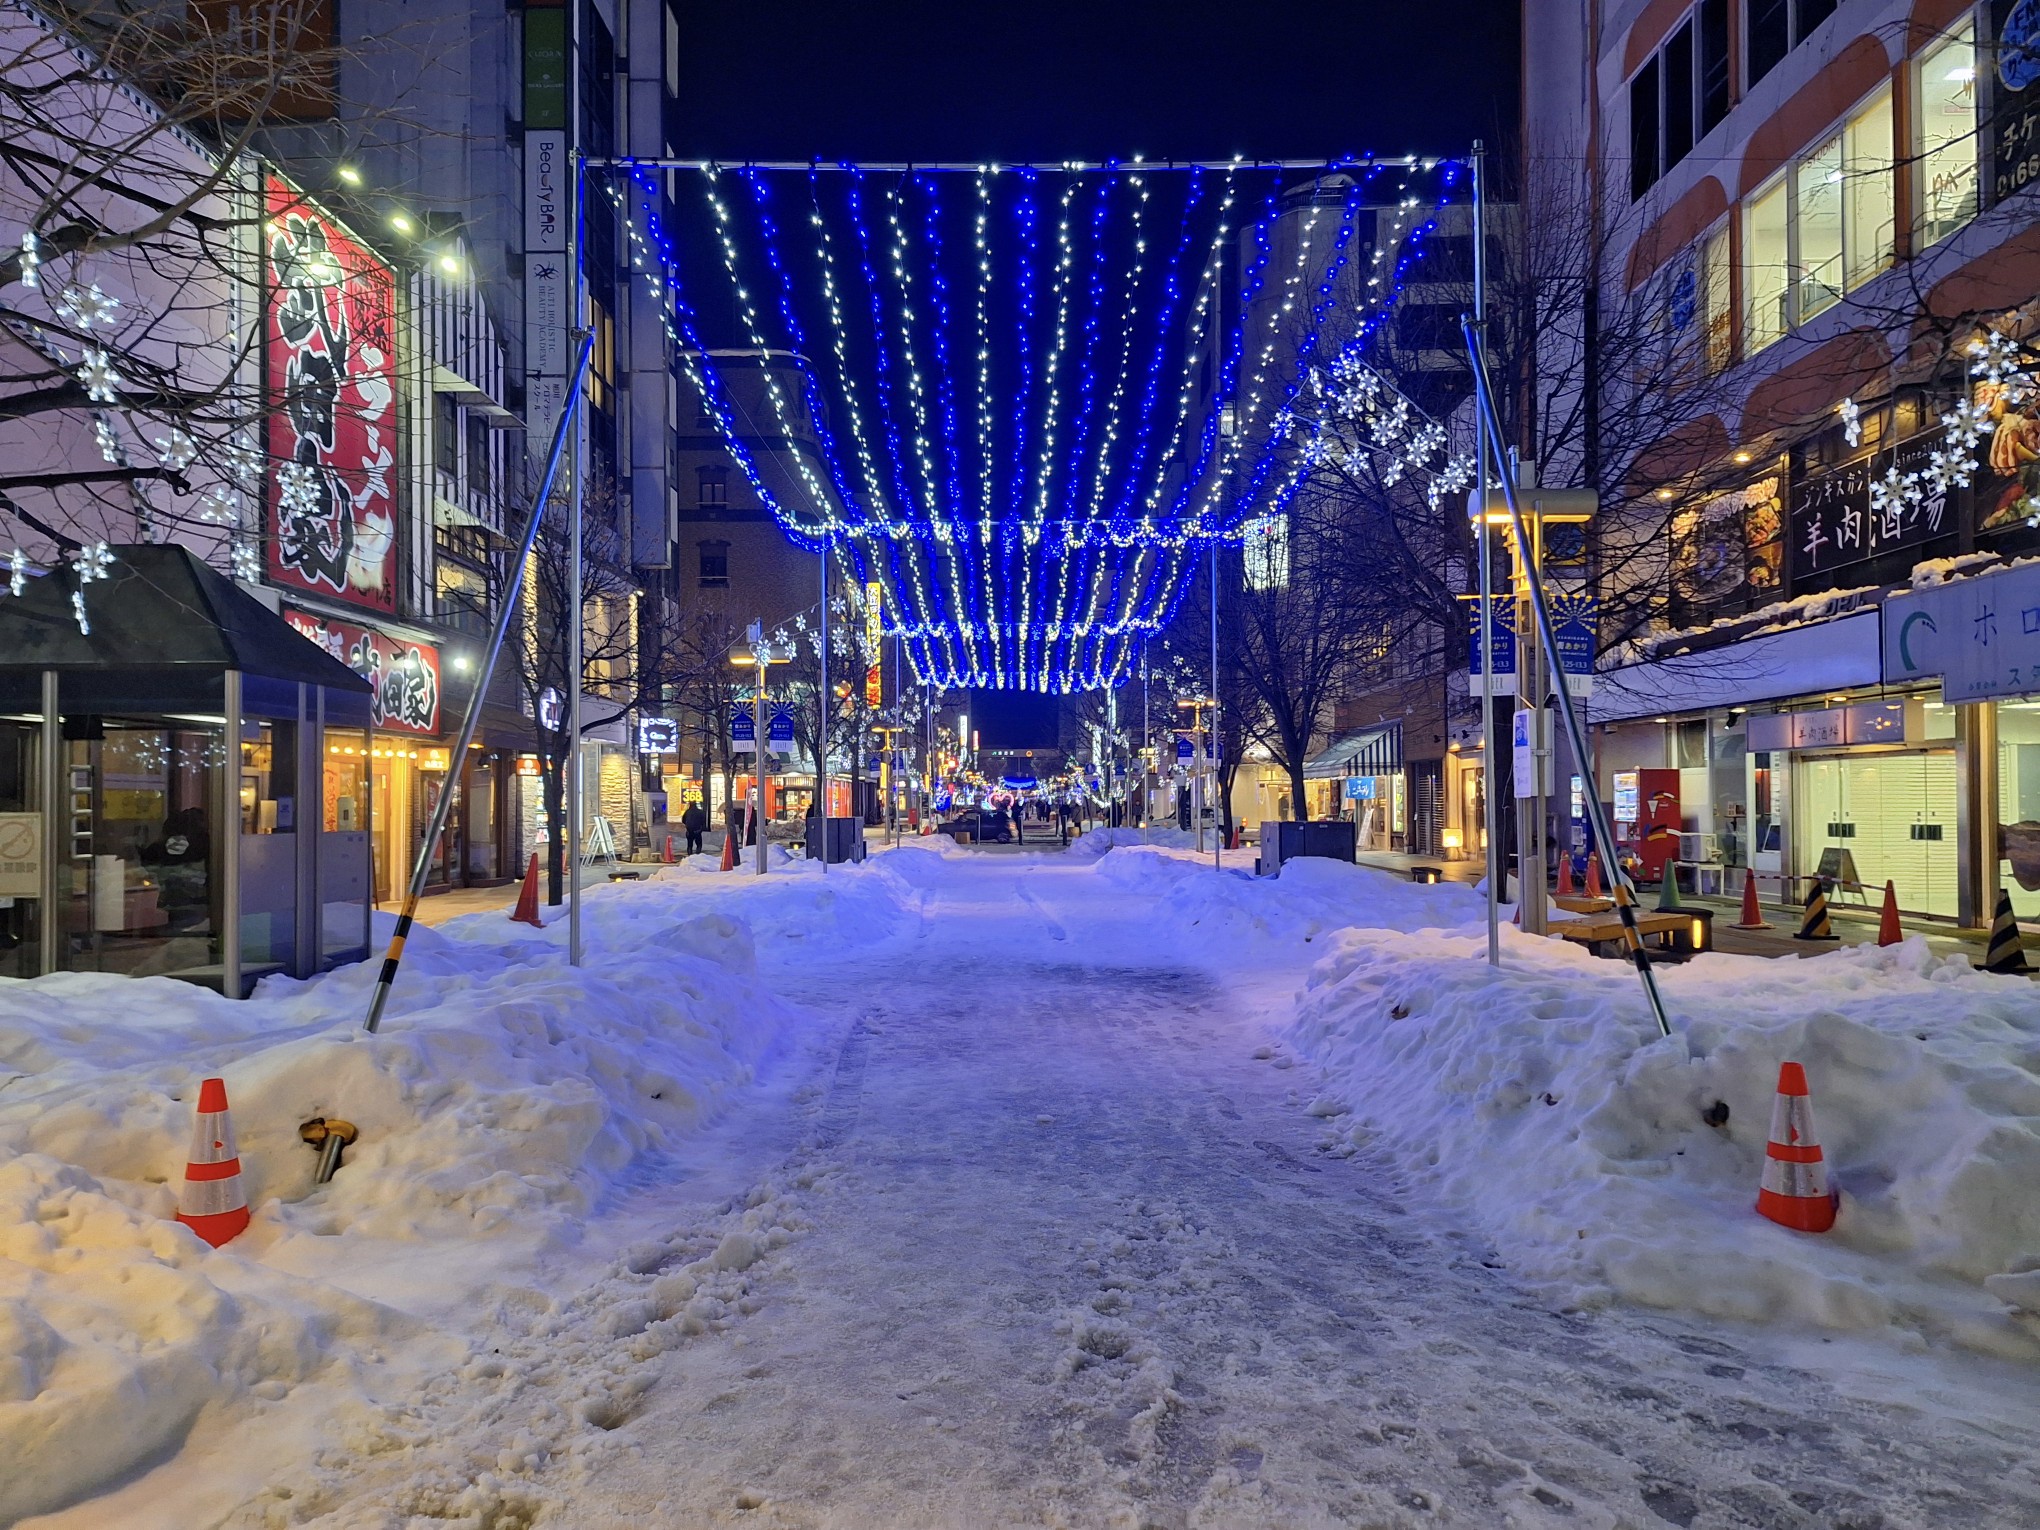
[611,155,1465,692]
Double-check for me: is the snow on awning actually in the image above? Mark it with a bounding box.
[1587,610,1882,724]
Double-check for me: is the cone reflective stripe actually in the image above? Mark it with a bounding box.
[1877,880,1902,947]
[1793,879,1837,941]
[1734,870,1771,929]
[1755,1061,1837,1233]
[175,1077,250,1247]
[1984,887,2029,974]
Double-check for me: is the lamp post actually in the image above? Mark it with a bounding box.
[731,625,791,877]
[874,723,909,846]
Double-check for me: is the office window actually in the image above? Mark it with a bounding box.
[1748,0,1790,86]
[434,395,458,477]
[1631,55,1661,199]
[1749,0,1840,90]
[1742,86,1894,352]
[697,464,728,508]
[1698,0,1730,133]
[697,540,729,587]
[1843,90,1895,288]
[1917,22,1979,246]
[1745,174,1790,352]
[1701,222,1734,373]
[465,413,492,498]
[1630,3,1732,199]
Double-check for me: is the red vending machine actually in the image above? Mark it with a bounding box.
[1612,768,1681,883]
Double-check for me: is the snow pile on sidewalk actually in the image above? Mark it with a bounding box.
[1092,847,1483,948]
[0,863,923,1522]
[1277,927,2040,1358]
[1068,825,1198,857]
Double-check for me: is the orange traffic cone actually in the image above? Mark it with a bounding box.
[1756,1062,1838,1233]
[175,1077,250,1248]
[1734,869,1771,929]
[1585,853,1603,898]
[508,853,542,927]
[1877,880,1902,946]
[1556,854,1574,896]
[720,828,738,872]
[662,836,675,864]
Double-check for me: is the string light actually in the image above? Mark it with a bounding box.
[611,159,1458,691]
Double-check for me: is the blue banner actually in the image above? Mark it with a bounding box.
[1550,590,1598,680]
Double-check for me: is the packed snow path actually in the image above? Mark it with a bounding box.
[20,851,2040,1528]
[241,857,2040,1527]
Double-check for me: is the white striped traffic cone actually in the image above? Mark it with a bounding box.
[1755,1061,1837,1233]
[174,1076,250,1248]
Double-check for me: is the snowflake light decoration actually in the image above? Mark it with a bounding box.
[92,415,122,465]
[153,429,197,471]
[75,348,121,403]
[7,549,24,597]
[1838,396,1862,448]
[18,231,39,290]
[231,540,261,581]
[56,283,118,330]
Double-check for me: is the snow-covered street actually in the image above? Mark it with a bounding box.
[11,843,2040,1527]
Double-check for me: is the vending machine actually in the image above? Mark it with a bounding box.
[1613,768,1681,883]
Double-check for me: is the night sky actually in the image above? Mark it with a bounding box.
[671,2,1521,165]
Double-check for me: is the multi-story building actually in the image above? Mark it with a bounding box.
[1528,0,2040,927]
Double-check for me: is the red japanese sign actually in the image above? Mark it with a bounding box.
[283,607,441,736]
[265,177,397,611]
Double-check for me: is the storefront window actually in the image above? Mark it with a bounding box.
[466,751,500,880]
[63,723,225,979]
[0,716,44,979]
[1745,174,1790,351]
[1996,703,2040,920]
[1796,749,1958,918]
[238,719,298,972]
[321,727,371,965]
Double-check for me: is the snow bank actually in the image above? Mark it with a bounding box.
[0,861,923,1521]
[1092,847,1484,951]
[1069,825,1198,858]
[1278,928,2040,1357]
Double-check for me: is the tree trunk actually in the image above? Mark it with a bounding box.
[1287,760,1309,825]
[542,748,566,906]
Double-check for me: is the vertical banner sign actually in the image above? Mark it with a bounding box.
[864,582,884,706]
[1548,589,1599,695]
[731,704,757,753]
[768,705,795,755]
[264,178,397,611]
[1461,595,1516,694]
[523,0,571,461]
[1992,0,2040,206]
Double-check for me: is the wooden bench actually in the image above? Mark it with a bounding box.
[1552,894,1613,915]
[1553,909,1693,959]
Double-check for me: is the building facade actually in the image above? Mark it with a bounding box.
[1528,0,2040,925]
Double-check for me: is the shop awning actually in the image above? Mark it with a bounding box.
[0,543,370,692]
[1587,610,1881,723]
[1302,725,1398,780]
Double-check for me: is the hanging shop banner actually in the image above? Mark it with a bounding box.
[1972,365,2040,532]
[1791,431,1951,580]
[1670,476,1783,611]
[731,704,757,752]
[1549,589,1599,695]
[1461,594,1516,694]
[1992,0,2040,206]
[283,607,440,734]
[636,716,679,755]
[1343,776,1376,801]
[265,176,398,612]
[864,581,884,706]
[1884,561,2040,701]
[767,705,795,755]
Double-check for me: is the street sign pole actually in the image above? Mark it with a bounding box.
[1473,140,1500,967]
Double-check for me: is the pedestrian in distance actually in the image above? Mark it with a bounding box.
[680,798,707,856]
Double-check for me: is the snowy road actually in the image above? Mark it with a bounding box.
[223,854,2040,1529]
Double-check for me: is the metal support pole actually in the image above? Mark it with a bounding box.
[364,335,594,1033]
[1473,141,1501,965]
[1461,313,1672,1038]
[1514,455,1548,938]
[1210,536,1221,869]
[755,655,769,876]
[818,544,828,873]
[566,154,588,968]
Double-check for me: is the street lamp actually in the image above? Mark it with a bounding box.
[1176,696,1217,855]
[730,624,792,877]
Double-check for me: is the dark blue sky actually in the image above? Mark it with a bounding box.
[673,2,1521,164]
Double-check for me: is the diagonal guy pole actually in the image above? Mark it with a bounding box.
[1459,313,1673,1040]
[362,333,595,1038]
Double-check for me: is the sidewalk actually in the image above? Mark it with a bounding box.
[403,863,638,927]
